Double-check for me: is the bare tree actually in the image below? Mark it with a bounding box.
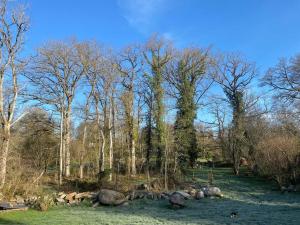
[263,54,300,102]
[0,0,29,189]
[27,39,89,178]
[213,53,257,175]
[116,45,142,176]
[79,92,92,179]
[86,45,117,180]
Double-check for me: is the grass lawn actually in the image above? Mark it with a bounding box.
[1,167,300,225]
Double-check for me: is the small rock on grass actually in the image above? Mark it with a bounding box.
[195,190,205,199]
[202,187,223,197]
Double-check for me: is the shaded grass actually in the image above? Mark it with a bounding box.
[1,167,300,225]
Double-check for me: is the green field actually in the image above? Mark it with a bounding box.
[1,167,300,225]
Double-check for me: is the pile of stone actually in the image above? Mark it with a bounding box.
[55,191,95,205]
[127,184,223,208]
[0,185,223,211]
[169,186,223,208]
[127,190,169,201]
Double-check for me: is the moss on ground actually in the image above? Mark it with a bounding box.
[1,167,300,225]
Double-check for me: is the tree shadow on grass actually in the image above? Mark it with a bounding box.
[0,217,27,225]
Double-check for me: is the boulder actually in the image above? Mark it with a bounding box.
[97,189,127,206]
[173,191,192,199]
[202,187,223,197]
[195,190,205,199]
[169,192,185,208]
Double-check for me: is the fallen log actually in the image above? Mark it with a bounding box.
[0,202,28,213]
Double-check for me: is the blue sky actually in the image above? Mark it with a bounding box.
[16,0,300,125]
[23,0,300,72]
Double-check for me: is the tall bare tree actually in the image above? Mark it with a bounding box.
[213,53,257,175]
[27,39,89,178]
[86,45,117,180]
[0,0,29,189]
[116,45,142,176]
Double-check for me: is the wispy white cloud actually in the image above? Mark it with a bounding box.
[117,0,168,34]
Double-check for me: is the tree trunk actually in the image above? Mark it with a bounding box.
[64,106,71,177]
[164,142,168,191]
[127,142,131,175]
[59,109,64,185]
[233,151,240,175]
[108,102,113,181]
[145,106,152,183]
[79,124,87,179]
[100,129,105,173]
[0,125,10,189]
[131,139,136,176]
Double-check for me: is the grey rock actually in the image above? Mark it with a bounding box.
[173,191,192,199]
[202,187,223,197]
[97,189,127,206]
[169,192,185,208]
[195,190,205,199]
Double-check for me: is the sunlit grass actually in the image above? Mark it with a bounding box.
[1,167,300,225]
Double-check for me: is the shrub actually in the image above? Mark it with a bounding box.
[254,134,300,187]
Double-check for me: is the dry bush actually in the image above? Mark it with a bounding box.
[254,134,300,187]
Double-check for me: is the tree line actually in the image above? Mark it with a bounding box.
[1,0,300,192]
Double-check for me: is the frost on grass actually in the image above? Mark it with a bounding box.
[1,168,300,225]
